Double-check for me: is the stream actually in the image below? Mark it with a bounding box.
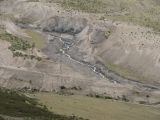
[15,22,160,91]
[48,33,160,91]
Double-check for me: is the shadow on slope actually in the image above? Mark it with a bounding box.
[0,88,87,120]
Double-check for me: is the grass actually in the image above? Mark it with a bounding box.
[0,28,44,51]
[0,29,43,60]
[49,0,160,32]
[25,29,45,49]
[0,13,15,21]
[49,0,109,13]
[32,93,160,120]
[105,61,151,83]
[13,51,42,61]
[108,14,160,32]
[0,88,86,120]
[0,31,32,51]
[96,55,153,83]
[0,89,51,118]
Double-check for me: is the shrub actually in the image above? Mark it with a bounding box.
[122,95,129,102]
[0,32,32,51]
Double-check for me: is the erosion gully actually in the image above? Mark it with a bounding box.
[16,22,160,91]
[48,32,160,91]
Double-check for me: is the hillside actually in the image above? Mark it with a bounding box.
[0,88,86,120]
[52,0,160,32]
[0,0,160,120]
[32,93,160,120]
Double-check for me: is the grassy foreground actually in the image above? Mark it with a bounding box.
[32,93,160,120]
[0,88,86,120]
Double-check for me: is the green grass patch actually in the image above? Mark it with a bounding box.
[49,0,108,13]
[49,0,135,13]
[32,93,160,120]
[0,89,51,118]
[25,29,45,49]
[0,32,32,51]
[0,88,86,120]
[13,51,42,61]
[105,61,151,83]
[0,13,15,21]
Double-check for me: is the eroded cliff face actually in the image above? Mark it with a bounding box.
[0,0,160,104]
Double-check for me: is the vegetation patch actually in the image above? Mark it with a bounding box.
[105,61,151,83]
[0,88,86,120]
[86,93,129,102]
[49,0,108,13]
[50,0,160,32]
[13,51,42,61]
[25,29,44,49]
[0,32,33,51]
[108,13,160,32]
[0,29,44,60]
[32,93,160,120]
[0,13,15,21]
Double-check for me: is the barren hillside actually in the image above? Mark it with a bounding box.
[0,0,160,120]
